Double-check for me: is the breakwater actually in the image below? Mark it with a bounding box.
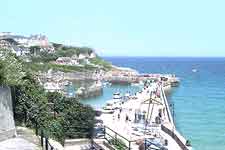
[160,85,190,150]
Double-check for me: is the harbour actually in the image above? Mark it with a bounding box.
[88,78,191,150]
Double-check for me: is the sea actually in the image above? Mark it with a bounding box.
[82,57,225,150]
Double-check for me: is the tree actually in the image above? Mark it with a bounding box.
[30,46,41,56]
[0,48,96,144]
[0,49,26,86]
[46,93,96,139]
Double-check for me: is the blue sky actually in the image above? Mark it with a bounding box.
[1,0,225,56]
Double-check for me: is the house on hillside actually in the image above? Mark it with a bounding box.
[89,52,97,59]
[56,57,79,66]
[0,32,55,53]
[78,53,86,60]
[78,53,91,64]
[0,39,29,56]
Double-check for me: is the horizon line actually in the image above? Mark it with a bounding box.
[100,55,225,58]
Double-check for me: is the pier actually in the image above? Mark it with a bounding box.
[94,81,191,150]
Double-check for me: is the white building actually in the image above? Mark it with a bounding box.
[0,32,55,52]
[89,52,97,58]
[56,57,79,66]
[0,39,29,56]
[78,53,86,60]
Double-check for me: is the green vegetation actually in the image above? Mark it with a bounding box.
[24,62,97,72]
[90,56,112,69]
[55,46,93,57]
[30,51,58,63]
[30,46,41,56]
[109,138,127,150]
[28,44,112,72]
[0,49,26,86]
[0,48,96,144]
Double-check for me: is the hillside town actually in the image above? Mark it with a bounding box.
[0,32,97,65]
[0,32,54,55]
[0,32,103,97]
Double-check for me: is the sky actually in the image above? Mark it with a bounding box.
[1,0,225,57]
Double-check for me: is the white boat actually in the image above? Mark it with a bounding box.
[192,69,197,72]
[124,92,131,100]
[103,82,112,87]
[131,83,140,87]
[113,92,122,99]
[124,92,130,97]
[131,81,144,87]
[104,92,122,110]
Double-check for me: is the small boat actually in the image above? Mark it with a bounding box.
[104,92,122,110]
[103,82,112,87]
[131,81,144,87]
[113,92,122,100]
[131,83,140,87]
[124,92,130,99]
[192,69,197,73]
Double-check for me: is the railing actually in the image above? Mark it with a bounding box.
[103,126,134,150]
[161,125,188,150]
[39,130,55,150]
[97,126,165,150]
[91,140,105,150]
[160,85,173,124]
[144,139,163,150]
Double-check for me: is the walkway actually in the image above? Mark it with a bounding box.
[0,127,40,150]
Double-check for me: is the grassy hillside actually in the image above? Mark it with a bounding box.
[27,44,111,72]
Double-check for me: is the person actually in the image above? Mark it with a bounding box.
[138,141,145,150]
[125,114,129,122]
[118,113,120,120]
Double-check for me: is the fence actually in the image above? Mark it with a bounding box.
[161,125,188,150]
[39,130,55,150]
[37,127,103,150]
[99,126,165,150]
[101,126,136,150]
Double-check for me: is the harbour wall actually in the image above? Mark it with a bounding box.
[64,72,100,81]
[0,86,16,141]
[160,85,189,150]
[77,85,103,99]
[161,125,188,150]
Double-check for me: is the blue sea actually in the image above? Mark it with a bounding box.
[82,57,225,150]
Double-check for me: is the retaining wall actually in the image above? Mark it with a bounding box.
[0,86,16,141]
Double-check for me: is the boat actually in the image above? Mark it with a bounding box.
[112,92,122,100]
[192,69,197,72]
[103,81,112,87]
[124,92,131,100]
[131,81,144,87]
[131,83,140,87]
[104,92,122,110]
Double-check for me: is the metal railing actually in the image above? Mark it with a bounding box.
[96,126,165,150]
[161,125,188,150]
[39,130,55,150]
[101,126,136,150]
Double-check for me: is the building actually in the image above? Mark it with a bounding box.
[56,57,79,66]
[0,32,55,53]
[0,39,29,56]
[89,52,97,58]
[78,53,86,60]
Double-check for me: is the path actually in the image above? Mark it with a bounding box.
[0,127,41,150]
